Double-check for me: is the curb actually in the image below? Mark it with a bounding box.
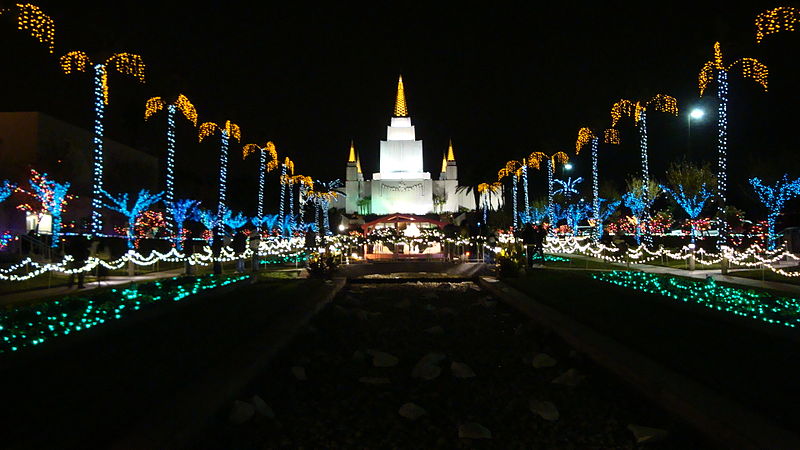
[111,277,347,450]
[478,275,800,450]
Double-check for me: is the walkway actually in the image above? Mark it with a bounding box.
[552,252,800,296]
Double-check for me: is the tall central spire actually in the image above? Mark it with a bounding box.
[394,75,408,117]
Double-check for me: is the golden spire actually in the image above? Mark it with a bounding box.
[447,139,455,161]
[394,75,408,117]
[441,154,447,173]
[356,153,362,173]
[348,140,356,163]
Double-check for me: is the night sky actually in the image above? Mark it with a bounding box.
[2,1,799,215]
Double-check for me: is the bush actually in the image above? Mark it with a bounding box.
[306,253,339,279]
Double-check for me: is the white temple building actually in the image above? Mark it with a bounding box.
[334,76,475,215]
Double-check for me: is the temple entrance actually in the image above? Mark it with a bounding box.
[361,214,447,261]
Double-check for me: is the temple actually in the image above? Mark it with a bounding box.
[336,76,475,215]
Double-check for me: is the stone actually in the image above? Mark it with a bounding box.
[352,350,366,362]
[291,366,307,380]
[529,399,559,421]
[412,352,446,380]
[366,349,399,367]
[627,424,669,443]
[359,377,391,385]
[532,353,558,369]
[251,395,275,418]
[425,325,444,335]
[395,298,411,308]
[398,402,427,420]
[451,361,476,378]
[228,400,255,424]
[551,368,585,387]
[458,422,492,439]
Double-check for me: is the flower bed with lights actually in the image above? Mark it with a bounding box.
[0,273,250,355]
[592,271,800,328]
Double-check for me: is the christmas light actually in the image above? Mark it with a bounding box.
[145,94,197,235]
[699,42,767,249]
[307,180,344,235]
[199,120,241,235]
[60,50,146,235]
[0,274,251,354]
[165,199,199,250]
[101,189,163,249]
[0,180,16,204]
[242,141,278,227]
[749,175,800,250]
[552,177,583,197]
[755,7,799,43]
[593,271,800,329]
[394,75,408,117]
[15,170,72,247]
[0,3,55,53]
[662,184,713,243]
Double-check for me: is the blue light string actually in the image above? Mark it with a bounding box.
[217,131,229,236]
[717,68,729,250]
[91,64,106,235]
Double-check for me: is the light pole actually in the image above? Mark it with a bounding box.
[687,108,704,159]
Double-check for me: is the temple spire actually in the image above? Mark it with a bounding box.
[347,140,356,163]
[394,75,408,117]
[441,154,447,173]
[447,139,456,161]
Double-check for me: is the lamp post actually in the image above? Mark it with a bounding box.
[687,108,704,159]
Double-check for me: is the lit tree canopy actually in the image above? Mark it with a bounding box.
[102,189,164,249]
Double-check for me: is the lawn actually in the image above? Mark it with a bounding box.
[505,269,800,432]
[728,267,800,286]
[0,275,324,449]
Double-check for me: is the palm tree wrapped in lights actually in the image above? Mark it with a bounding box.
[576,127,619,240]
[278,157,295,236]
[528,151,569,226]
[610,95,678,245]
[498,160,522,229]
[308,179,344,236]
[477,182,503,226]
[199,120,241,236]
[60,51,146,235]
[748,175,800,250]
[242,141,279,229]
[145,94,198,236]
[698,42,768,249]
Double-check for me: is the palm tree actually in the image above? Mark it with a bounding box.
[242,141,279,228]
[698,42,768,249]
[145,94,198,236]
[60,51,146,235]
[279,157,295,235]
[199,120,242,235]
[0,4,55,53]
[576,127,619,240]
[528,151,569,225]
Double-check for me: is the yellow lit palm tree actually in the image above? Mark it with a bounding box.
[60,50,145,234]
[576,127,619,239]
[698,41,768,248]
[477,181,503,225]
[145,94,197,234]
[199,120,241,234]
[755,7,799,43]
[0,3,55,53]
[242,141,279,226]
[528,151,569,224]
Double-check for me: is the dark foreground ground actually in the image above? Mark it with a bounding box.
[194,281,706,448]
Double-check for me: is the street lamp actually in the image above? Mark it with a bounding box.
[687,108,704,159]
[562,162,573,177]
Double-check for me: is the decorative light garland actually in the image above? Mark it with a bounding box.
[755,7,799,43]
[0,3,55,53]
[749,175,800,250]
[592,271,800,329]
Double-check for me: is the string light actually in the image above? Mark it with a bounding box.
[394,75,408,117]
[755,6,799,43]
[242,141,279,228]
[199,121,241,235]
[145,94,197,236]
[592,271,800,329]
[101,189,164,249]
[15,170,73,247]
[0,180,16,204]
[1,3,55,53]
[0,274,251,354]
[60,51,146,235]
[552,177,583,197]
[165,199,199,250]
[749,175,800,250]
[662,184,713,243]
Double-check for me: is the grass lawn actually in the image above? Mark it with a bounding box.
[728,268,800,286]
[505,269,800,432]
[0,275,324,449]
[539,254,625,271]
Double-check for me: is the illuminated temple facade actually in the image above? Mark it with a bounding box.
[335,76,475,215]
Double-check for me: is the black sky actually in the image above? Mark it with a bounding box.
[2,1,799,215]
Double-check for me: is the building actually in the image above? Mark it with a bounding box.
[335,76,475,215]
